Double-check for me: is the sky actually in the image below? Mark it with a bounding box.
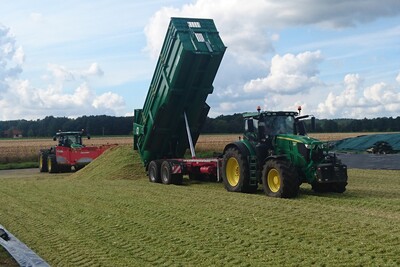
[0,0,400,120]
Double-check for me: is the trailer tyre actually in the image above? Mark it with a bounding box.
[262,159,299,198]
[47,154,58,173]
[222,147,257,193]
[39,152,48,172]
[160,161,182,185]
[148,161,161,183]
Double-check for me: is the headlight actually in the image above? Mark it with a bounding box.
[304,144,315,149]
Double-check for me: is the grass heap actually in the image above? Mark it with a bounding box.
[0,145,399,266]
[71,145,146,180]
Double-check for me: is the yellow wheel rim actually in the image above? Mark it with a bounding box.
[48,158,52,172]
[267,168,281,193]
[226,157,240,186]
[39,156,43,169]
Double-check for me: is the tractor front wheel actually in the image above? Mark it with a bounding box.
[222,147,257,193]
[262,159,299,198]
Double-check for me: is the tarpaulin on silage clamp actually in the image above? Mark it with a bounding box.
[0,224,49,267]
[333,133,400,153]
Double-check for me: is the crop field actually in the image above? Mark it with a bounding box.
[0,132,390,164]
[0,146,399,266]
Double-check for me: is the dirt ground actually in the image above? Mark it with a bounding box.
[0,168,71,179]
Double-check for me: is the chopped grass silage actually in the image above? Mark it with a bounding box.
[0,146,399,266]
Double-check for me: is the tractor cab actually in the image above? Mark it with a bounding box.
[53,130,90,148]
[243,106,316,144]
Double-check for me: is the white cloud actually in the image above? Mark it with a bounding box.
[85,63,104,77]
[396,72,400,84]
[317,73,400,118]
[0,24,24,92]
[144,0,400,60]
[0,25,125,120]
[46,62,104,84]
[93,92,125,110]
[244,51,323,94]
[144,0,400,119]
[30,12,44,23]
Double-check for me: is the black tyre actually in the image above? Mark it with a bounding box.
[39,152,48,172]
[148,161,161,183]
[161,161,172,184]
[332,182,347,193]
[47,154,58,173]
[312,182,347,193]
[222,147,257,193]
[261,159,299,198]
[173,173,183,185]
[189,173,205,181]
[61,165,71,172]
[160,161,182,185]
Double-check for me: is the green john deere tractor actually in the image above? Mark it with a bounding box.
[222,107,348,198]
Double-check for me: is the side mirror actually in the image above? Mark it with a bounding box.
[87,135,91,140]
[53,136,57,141]
[311,117,316,131]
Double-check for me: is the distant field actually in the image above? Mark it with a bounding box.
[0,132,393,164]
[0,146,398,266]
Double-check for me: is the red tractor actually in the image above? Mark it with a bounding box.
[39,130,113,173]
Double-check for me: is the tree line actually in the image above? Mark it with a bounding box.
[201,114,400,134]
[0,115,134,137]
[1,114,400,138]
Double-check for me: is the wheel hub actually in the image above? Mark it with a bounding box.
[268,169,281,193]
[226,157,240,186]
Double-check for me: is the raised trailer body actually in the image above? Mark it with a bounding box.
[133,17,226,169]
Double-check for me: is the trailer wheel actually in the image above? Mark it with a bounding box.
[161,161,172,184]
[262,159,299,198]
[148,161,161,183]
[47,155,58,173]
[39,152,48,172]
[222,147,257,193]
[160,161,182,185]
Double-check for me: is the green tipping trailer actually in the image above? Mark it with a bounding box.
[133,17,226,167]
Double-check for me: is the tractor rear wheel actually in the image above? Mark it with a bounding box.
[148,160,161,183]
[262,159,299,198]
[222,147,257,193]
[39,152,48,172]
[47,154,58,173]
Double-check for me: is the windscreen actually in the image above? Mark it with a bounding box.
[261,115,295,136]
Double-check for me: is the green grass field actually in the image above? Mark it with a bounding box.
[0,146,399,266]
